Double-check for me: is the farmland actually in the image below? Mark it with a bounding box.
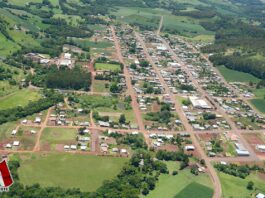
[217,66,261,83]
[251,99,265,114]
[0,89,41,110]
[144,162,213,198]
[17,153,128,191]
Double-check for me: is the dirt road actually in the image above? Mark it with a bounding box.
[33,107,52,152]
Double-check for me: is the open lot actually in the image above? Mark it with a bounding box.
[17,153,128,192]
[40,128,77,151]
[0,89,41,110]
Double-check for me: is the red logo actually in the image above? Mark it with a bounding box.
[0,160,13,191]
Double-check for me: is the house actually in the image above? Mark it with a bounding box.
[98,121,110,127]
[256,193,265,198]
[80,145,87,151]
[185,145,195,151]
[13,141,20,146]
[34,117,41,124]
[11,130,17,136]
[120,149,127,154]
[5,144,12,149]
[256,145,265,152]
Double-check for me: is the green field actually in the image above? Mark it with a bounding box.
[251,99,265,114]
[144,162,213,198]
[95,63,121,72]
[73,38,113,49]
[176,182,213,198]
[93,80,109,92]
[0,89,41,110]
[219,172,265,198]
[18,153,128,191]
[112,7,214,37]
[218,66,261,83]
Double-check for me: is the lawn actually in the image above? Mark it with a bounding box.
[94,63,121,72]
[219,172,265,198]
[17,153,128,192]
[0,89,41,110]
[144,162,213,198]
[251,99,265,114]
[218,66,261,83]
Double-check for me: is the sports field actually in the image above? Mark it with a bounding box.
[144,162,213,198]
[95,63,121,72]
[0,89,41,110]
[18,153,128,192]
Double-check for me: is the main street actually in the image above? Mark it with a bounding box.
[134,30,222,198]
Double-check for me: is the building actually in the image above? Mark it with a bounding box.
[189,96,211,109]
[256,145,265,152]
[235,143,250,156]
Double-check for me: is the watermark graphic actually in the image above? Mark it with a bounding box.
[0,160,13,192]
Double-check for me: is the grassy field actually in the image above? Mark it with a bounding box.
[112,7,214,37]
[93,80,109,92]
[0,122,18,141]
[251,99,265,114]
[53,14,84,26]
[73,38,113,49]
[218,66,261,83]
[176,182,213,198]
[8,0,42,6]
[95,63,121,72]
[219,172,265,198]
[17,153,128,192]
[41,128,77,150]
[144,162,213,198]
[0,89,41,110]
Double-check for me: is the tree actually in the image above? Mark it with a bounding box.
[172,170,178,176]
[247,181,254,190]
[119,114,126,124]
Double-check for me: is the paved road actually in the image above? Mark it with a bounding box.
[134,31,222,198]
